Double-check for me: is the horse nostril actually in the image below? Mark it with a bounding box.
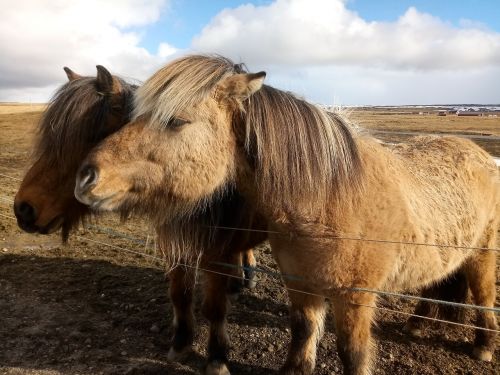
[14,201,37,224]
[78,164,99,191]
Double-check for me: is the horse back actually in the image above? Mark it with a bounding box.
[335,135,499,290]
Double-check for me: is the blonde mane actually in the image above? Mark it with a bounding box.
[134,54,363,216]
[133,55,243,124]
[243,85,363,215]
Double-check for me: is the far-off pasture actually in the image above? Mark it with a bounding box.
[0,104,498,374]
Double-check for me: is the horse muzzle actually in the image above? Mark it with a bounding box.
[13,200,64,234]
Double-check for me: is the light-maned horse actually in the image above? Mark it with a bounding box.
[12,65,264,372]
[75,55,498,375]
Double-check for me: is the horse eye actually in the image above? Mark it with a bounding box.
[168,118,190,128]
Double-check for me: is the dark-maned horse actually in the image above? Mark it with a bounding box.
[75,55,498,375]
[12,65,263,372]
[15,66,135,239]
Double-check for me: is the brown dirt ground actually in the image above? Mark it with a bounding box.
[0,106,499,374]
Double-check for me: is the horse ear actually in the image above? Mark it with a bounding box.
[217,72,266,102]
[96,65,114,94]
[63,67,82,81]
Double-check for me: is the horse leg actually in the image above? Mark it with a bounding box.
[464,246,497,361]
[243,249,257,289]
[331,293,376,375]
[403,287,439,337]
[227,252,244,299]
[202,264,233,375]
[279,291,326,375]
[404,270,468,337]
[167,265,196,362]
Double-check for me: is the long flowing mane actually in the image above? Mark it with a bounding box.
[243,85,363,215]
[35,76,137,176]
[32,75,137,240]
[134,55,363,216]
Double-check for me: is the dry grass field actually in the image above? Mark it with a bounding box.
[350,109,500,136]
[0,104,498,374]
[350,108,500,157]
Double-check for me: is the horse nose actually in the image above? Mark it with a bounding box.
[78,164,99,191]
[14,201,37,224]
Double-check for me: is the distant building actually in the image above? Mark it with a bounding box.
[456,111,482,116]
[437,111,447,116]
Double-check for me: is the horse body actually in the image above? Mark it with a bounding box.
[253,134,497,374]
[253,135,497,374]
[268,135,497,290]
[360,137,494,289]
[75,55,498,375]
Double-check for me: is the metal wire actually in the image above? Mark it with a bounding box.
[83,224,149,246]
[214,252,500,313]
[208,225,500,253]
[1,191,499,254]
[0,196,14,204]
[1,186,499,313]
[2,194,498,314]
[75,230,500,318]
[0,210,498,333]
[213,260,500,314]
[69,221,500,314]
[0,212,16,220]
[263,280,500,334]
[0,172,22,181]
[79,234,500,333]
[73,225,500,314]
[76,235,253,283]
[351,302,500,333]
[350,287,500,313]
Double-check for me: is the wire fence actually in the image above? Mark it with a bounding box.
[1,169,500,335]
[0,172,22,181]
[1,204,500,336]
[1,186,499,253]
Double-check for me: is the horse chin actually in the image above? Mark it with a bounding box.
[19,215,65,235]
[79,191,126,213]
[17,219,39,234]
[92,195,121,211]
[38,215,65,235]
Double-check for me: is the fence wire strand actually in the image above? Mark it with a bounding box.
[73,234,500,333]
[0,209,499,333]
[1,181,499,316]
[0,172,22,181]
[208,225,500,253]
[1,191,499,253]
[1,193,499,314]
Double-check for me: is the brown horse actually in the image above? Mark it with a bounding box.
[75,55,498,375]
[14,66,135,239]
[13,65,263,373]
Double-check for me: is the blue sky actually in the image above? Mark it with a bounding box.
[140,1,273,51]
[2,0,499,104]
[139,0,500,53]
[349,0,499,29]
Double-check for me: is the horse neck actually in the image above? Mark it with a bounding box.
[232,136,364,226]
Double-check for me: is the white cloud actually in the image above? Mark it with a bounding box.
[0,0,175,101]
[2,0,499,104]
[158,42,178,58]
[263,65,500,105]
[190,0,500,104]
[192,0,500,70]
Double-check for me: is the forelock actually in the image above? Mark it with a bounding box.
[133,55,246,128]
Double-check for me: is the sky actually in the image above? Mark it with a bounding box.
[1,0,499,105]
